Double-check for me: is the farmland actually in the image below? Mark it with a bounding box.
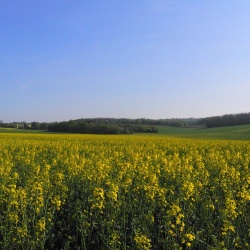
[1,129,250,249]
[157,124,250,140]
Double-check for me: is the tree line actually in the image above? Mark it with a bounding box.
[74,118,189,127]
[0,120,158,134]
[47,120,158,134]
[0,122,49,130]
[0,118,190,134]
[196,112,250,128]
[2,113,250,132]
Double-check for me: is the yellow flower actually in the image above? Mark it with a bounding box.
[134,233,152,250]
[185,233,195,242]
[37,217,46,231]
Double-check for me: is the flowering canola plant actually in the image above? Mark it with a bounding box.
[0,133,250,249]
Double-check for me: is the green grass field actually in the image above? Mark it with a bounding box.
[156,124,250,140]
[0,128,49,134]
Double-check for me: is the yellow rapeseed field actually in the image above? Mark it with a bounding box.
[0,133,250,249]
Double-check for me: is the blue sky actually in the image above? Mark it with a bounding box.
[1,0,250,122]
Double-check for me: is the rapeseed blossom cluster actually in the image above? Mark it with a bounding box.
[134,233,152,250]
[0,133,250,249]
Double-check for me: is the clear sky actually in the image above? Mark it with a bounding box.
[1,0,250,122]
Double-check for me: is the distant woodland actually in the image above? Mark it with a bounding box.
[196,112,250,128]
[47,120,158,134]
[1,113,250,134]
[0,118,188,134]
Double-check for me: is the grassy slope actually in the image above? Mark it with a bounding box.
[157,124,250,140]
[0,128,49,134]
